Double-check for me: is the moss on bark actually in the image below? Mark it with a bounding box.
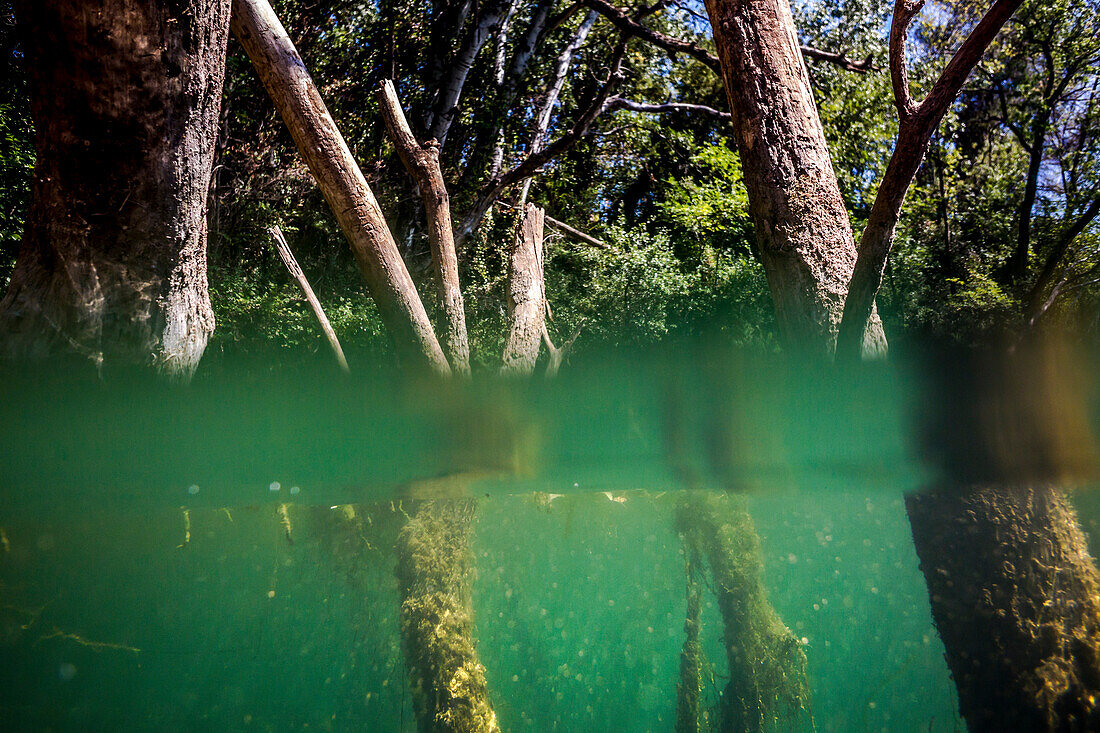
[676,491,809,733]
[396,499,500,733]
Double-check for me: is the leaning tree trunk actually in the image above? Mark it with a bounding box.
[703,1,1100,729]
[703,0,885,357]
[0,0,231,376]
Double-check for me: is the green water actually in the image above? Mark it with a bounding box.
[0,342,1097,731]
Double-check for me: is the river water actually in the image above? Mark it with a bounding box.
[1,340,1096,731]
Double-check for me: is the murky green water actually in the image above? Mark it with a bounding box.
[1,341,1097,731]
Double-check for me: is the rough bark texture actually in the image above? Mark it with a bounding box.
[907,486,1100,732]
[231,0,449,375]
[396,500,501,733]
[268,226,349,372]
[703,0,886,356]
[0,0,230,376]
[379,80,470,376]
[501,204,546,376]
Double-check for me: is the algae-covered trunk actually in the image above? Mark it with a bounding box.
[675,491,809,733]
[396,500,500,733]
[907,486,1100,731]
[1,0,230,375]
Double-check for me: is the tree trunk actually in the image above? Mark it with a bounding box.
[396,500,501,733]
[379,80,471,376]
[703,0,886,356]
[230,0,450,376]
[907,486,1100,731]
[1005,112,1049,283]
[703,1,1100,730]
[501,204,546,376]
[0,0,230,376]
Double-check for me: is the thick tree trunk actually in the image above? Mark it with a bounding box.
[907,486,1100,731]
[231,0,450,376]
[501,204,546,376]
[704,2,1100,730]
[703,0,886,356]
[0,0,230,376]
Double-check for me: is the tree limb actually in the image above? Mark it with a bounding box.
[457,38,629,246]
[1024,195,1100,327]
[835,0,1024,361]
[580,0,876,74]
[268,226,350,373]
[604,96,731,121]
[378,79,471,375]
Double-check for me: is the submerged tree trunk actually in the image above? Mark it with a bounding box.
[396,500,501,733]
[0,0,230,376]
[703,0,886,356]
[675,491,809,733]
[907,486,1100,731]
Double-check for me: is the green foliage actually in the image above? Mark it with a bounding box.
[543,228,775,350]
[657,143,754,260]
[207,268,388,359]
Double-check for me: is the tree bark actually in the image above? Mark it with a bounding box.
[230,0,450,376]
[501,204,546,376]
[907,486,1100,731]
[379,80,471,376]
[703,2,1100,730]
[0,0,230,376]
[396,500,501,733]
[703,0,886,356]
[268,226,349,372]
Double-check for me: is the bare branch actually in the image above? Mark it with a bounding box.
[604,96,731,121]
[545,214,611,249]
[889,0,925,121]
[580,0,721,72]
[581,0,876,74]
[800,46,877,73]
[916,0,1025,126]
[836,0,1025,360]
[457,38,629,246]
[269,226,350,373]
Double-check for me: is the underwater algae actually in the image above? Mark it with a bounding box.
[675,491,810,732]
[397,499,501,733]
